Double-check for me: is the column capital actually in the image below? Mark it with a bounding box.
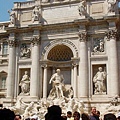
[31,36,41,46]
[8,33,18,47]
[106,29,117,40]
[71,57,80,67]
[78,32,87,42]
[72,63,78,67]
[41,64,47,68]
[8,39,18,47]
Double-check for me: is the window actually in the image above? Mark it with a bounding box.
[3,42,8,55]
[1,77,6,89]
[0,71,7,89]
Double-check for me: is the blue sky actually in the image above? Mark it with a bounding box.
[0,0,26,22]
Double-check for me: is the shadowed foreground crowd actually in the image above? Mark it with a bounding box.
[0,105,120,120]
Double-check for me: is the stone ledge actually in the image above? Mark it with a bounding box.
[41,0,79,7]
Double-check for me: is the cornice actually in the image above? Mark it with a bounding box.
[0,33,9,36]
[5,24,42,33]
[3,15,119,34]
[90,56,108,61]
[5,21,78,33]
[40,59,73,64]
[13,0,79,10]
[74,18,89,25]
[41,0,79,7]
[13,1,35,10]
[103,15,119,22]
[18,59,32,65]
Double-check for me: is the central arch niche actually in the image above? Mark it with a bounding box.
[42,42,78,97]
[47,45,73,61]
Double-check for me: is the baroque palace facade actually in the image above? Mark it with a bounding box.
[0,0,120,112]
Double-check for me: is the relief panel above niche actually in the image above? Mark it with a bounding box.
[91,37,106,55]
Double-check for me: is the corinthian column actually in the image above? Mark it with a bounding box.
[30,35,40,97]
[72,63,77,98]
[7,34,16,98]
[106,29,119,96]
[78,32,88,98]
[43,64,47,98]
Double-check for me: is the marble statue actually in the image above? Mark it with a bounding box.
[37,100,48,120]
[78,0,86,16]
[93,45,99,53]
[104,96,120,115]
[8,9,15,25]
[63,84,74,98]
[110,95,119,106]
[20,45,31,58]
[19,71,30,95]
[9,97,85,120]
[67,98,85,115]
[99,40,104,52]
[9,97,28,115]
[49,69,64,98]
[10,98,40,119]
[93,67,106,94]
[32,6,41,22]
[48,69,74,99]
[107,0,116,13]
[67,98,76,112]
[23,101,38,119]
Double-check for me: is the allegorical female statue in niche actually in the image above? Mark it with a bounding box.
[19,71,30,95]
[93,67,106,94]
